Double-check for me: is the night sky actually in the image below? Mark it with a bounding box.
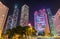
[1,0,60,26]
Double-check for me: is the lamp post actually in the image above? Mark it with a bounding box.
[28,23,32,39]
[28,23,32,27]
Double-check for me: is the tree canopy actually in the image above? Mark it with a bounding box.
[6,25,36,39]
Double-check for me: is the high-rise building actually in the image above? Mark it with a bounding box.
[12,4,19,28]
[53,9,60,36]
[4,15,12,33]
[4,4,19,33]
[34,9,50,35]
[20,4,29,26]
[0,2,9,38]
[47,8,56,36]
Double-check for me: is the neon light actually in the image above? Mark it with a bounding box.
[34,9,46,32]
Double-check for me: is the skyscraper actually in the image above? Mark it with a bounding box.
[0,2,9,38]
[53,9,60,36]
[12,4,19,28]
[4,4,19,33]
[47,8,56,36]
[34,9,50,35]
[4,15,12,33]
[20,4,29,26]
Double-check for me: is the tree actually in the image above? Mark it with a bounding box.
[15,26,23,35]
[6,26,24,39]
[32,27,36,36]
[24,26,36,36]
[6,29,14,39]
[6,25,36,39]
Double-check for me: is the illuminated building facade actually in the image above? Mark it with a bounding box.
[4,4,19,33]
[34,9,50,35]
[12,4,19,28]
[4,15,12,33]
[20,4,29,26]
[53,9,60,36]
[0,2,9,38]
[47,8,56,35]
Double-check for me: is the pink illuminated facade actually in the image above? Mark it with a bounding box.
[53,9,60,35]
[44,9,50,33]
[34,9,50,35]
[0,2,9,37]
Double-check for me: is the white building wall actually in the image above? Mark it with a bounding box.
[20,4,29,26]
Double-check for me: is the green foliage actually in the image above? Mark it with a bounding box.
[15,26,23,35]
[6,29,11,34]
[49,33,54,36]
[6,25,36,38]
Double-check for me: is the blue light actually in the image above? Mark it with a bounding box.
[15,5,17,8]
[14,4,18,9]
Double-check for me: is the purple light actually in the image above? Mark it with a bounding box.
[43,9,46,11]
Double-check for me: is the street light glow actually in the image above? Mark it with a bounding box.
[28,23,31,26]
[28,23,32,27]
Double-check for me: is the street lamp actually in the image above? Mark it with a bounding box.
[28,23,32,39]
[28,23,32,27]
